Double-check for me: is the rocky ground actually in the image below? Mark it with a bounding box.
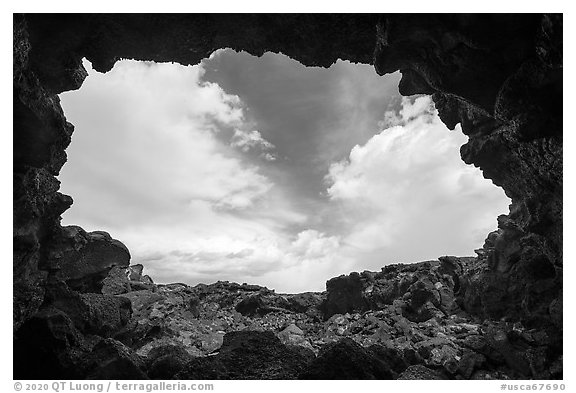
[13,228,562,380]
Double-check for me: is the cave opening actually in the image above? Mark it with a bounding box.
[57,49,510,293]
[13,13,563,380]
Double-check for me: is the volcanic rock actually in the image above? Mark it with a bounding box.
[322,260,463,321]
[299,338,394,379]
[50,226,131,293]
[175,331,311,379]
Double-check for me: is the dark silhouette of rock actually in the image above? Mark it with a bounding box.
[323,272,368,317]
[322,260,463,321]
[175,331,311,379]
[51,226,131,293]
[299,338,394,379]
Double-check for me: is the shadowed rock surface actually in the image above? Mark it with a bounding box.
[13,13,562,379]
[175,330,312,379]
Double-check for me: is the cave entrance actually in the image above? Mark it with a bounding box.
[57,49,510,293]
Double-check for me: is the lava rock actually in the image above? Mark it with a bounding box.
[52,226,131,293]
[46,283,132,336]
[176,331,311,379]
[299,338,395,379]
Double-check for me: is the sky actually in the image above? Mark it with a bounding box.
[57,49,511,293]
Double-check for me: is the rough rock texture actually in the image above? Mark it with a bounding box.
[14,261,562,379]
[322,259,464,321]
[175,331,311,379]
[49,226,131,293]
[13,14,562,379]
[372,14,563,328]
[114,280,323,358]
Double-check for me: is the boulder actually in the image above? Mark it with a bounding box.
[102,264,155,295]
[299,338,395,379]
[176,331,310,379]
[322,272,367,318]
[278,323,314,352]
[101,266,131,295]
[52,226,131,293]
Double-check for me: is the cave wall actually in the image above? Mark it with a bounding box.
[13,14,562,331]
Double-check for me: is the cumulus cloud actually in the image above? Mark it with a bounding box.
[325,96,510,265]
[58,59,343,292]
[290,229,341,261]
[58,57,510,293]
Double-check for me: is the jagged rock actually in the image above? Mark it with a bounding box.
[299,338,394,379]
[175,331,310,379]
[17,270,563,380]
[102,264,155,295]
[322,260,461,321]
[322,272,367,317]
[128,264,144,280]
[13,167,72,330]
[101,266,131,295]
[45,282,132,336]
[50,226,131,293]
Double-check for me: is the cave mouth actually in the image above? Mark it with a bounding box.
[57,49,511,293]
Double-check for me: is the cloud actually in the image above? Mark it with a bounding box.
[58,59,344,292]
[325,96,510,265]
[126,227,345,292]
[231,129,275,152]
[58,57,510,293]
[290,229,341,261]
